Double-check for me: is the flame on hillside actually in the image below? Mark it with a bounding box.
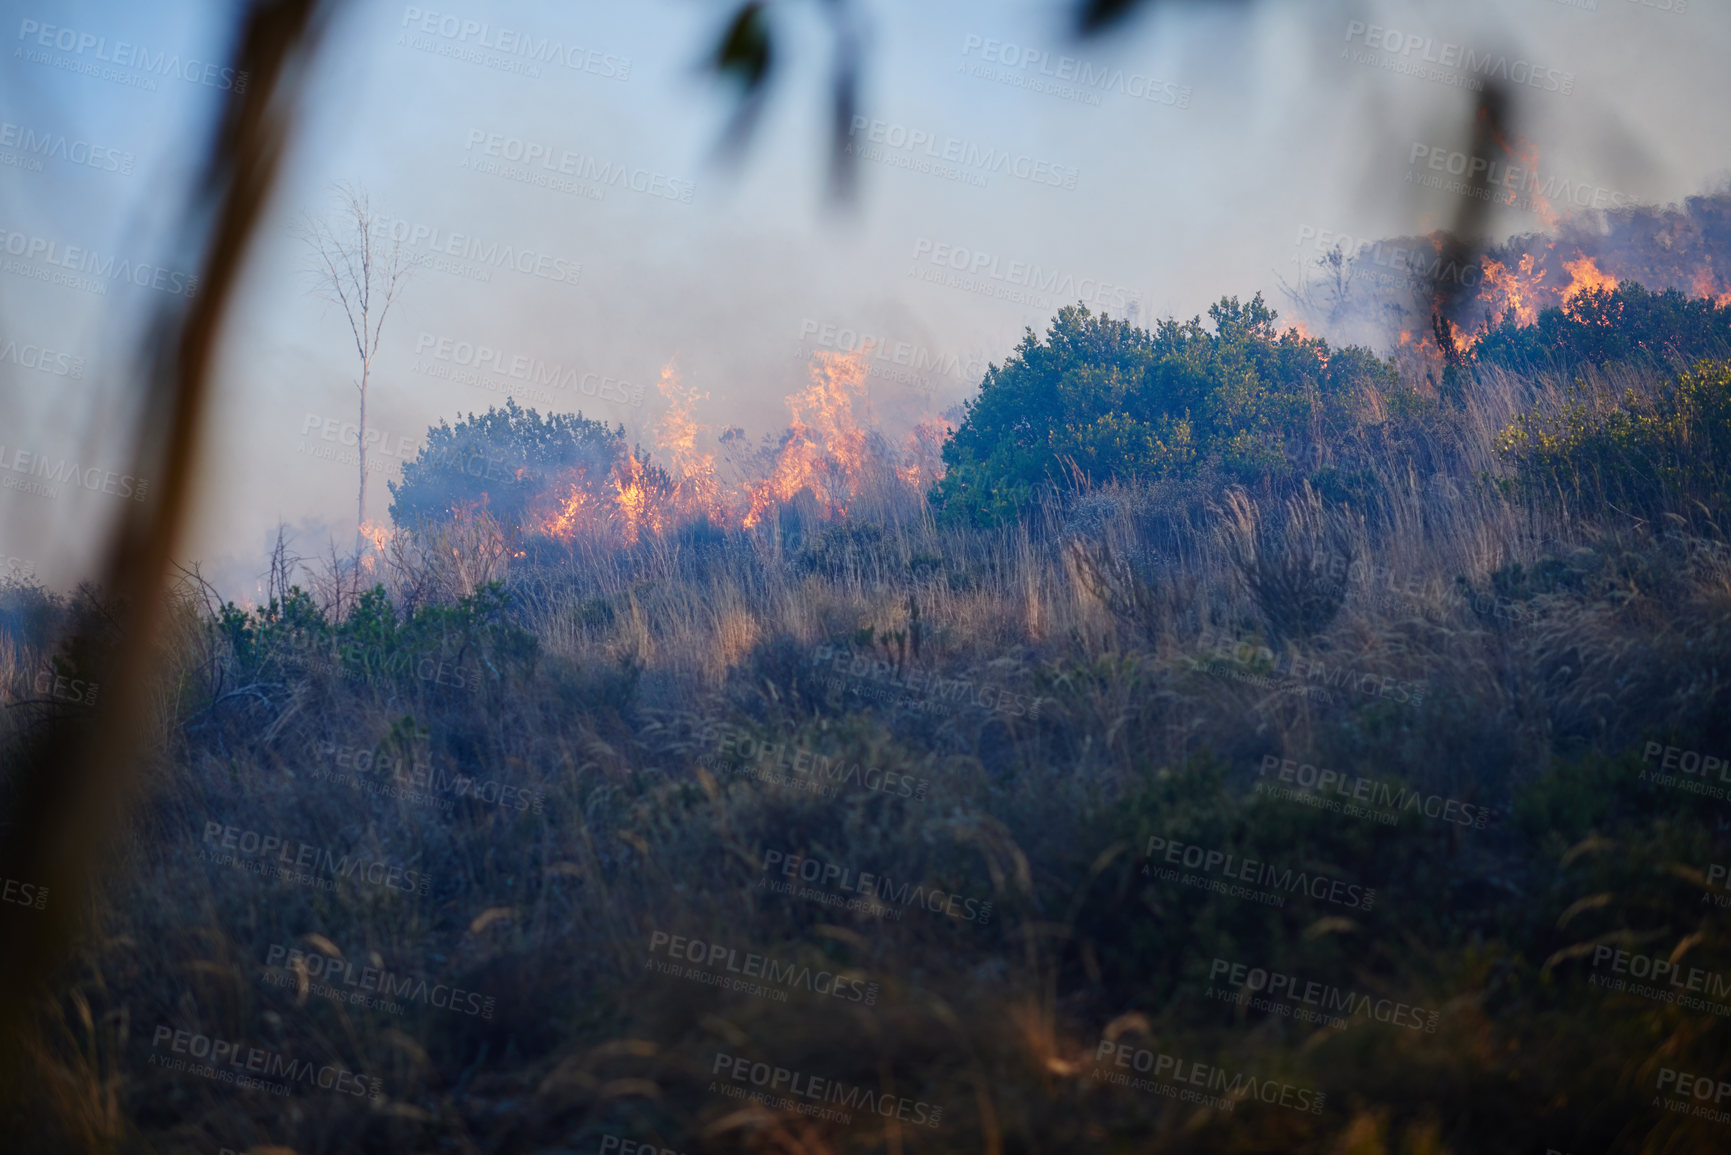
[1479,254,1543,328]
[479,347,951,549]
[1559,255,1617,316]
[743,349,875,529]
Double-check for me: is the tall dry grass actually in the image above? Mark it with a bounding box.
[4,358,1731,1153]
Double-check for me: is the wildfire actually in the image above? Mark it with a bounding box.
[1479,254,1544,328]
[1689,267,1731,308]
[358,520,395,554]
[608,451,668,545]
[652,358,722,520]
[528,468,605,543]
[896,416,953,493]
[1560,255,1618,314]
[500,344,947,549]
[743,348,874,529]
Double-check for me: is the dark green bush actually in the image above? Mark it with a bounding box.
[387,399,663,536]
[1473,282,1731,374]
[930,296,1397,526]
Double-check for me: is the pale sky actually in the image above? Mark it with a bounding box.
[2,0,1726,596]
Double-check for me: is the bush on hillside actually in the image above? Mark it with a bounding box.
[1472,282,1731,374]
[1495,358,1731,521]
[930,296,1397,526]
[387,399,660,534]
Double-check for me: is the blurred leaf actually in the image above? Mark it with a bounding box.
[1077,0,1143,35]
[713,2,772,92]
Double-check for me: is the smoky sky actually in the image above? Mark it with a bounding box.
[0,0,1725,597]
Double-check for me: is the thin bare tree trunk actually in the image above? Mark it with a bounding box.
[358,362,368,553]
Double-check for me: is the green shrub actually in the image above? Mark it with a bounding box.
[1496,358,1731,520]
[388,399,662,536]
[930,296,1396,526]
[1473,282,1731,374]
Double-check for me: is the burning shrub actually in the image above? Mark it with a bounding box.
[387,400,652,541]
[1472,281,1731,374]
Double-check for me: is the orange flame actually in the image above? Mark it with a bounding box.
[896,416,953,493]
[743,348,874,529]
[650,357,724,523]
[1560,255,1617,314]
[506,344,942,548]
[1479,254,1544,328]
[1689,266,1731,308]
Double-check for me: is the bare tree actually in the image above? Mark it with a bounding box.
[302,184,410,554]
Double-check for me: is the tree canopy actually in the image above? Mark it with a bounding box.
[387,399,636,530]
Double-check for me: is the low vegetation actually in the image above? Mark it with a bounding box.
[4,289,1730,1154]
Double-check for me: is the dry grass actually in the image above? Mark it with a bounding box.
[5,362,1731,1154]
